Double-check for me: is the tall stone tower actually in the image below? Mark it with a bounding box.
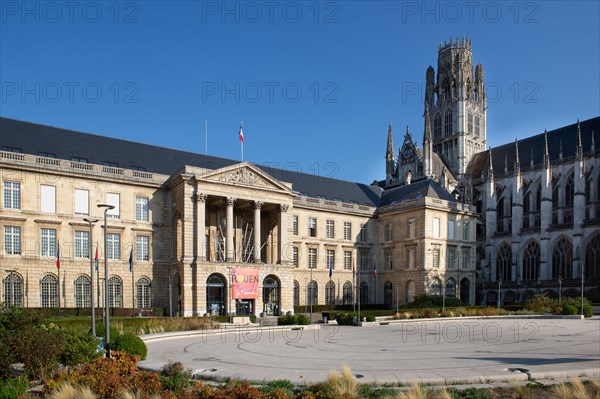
[425,37,486,178]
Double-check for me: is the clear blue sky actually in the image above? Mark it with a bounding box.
[1,1,598,183]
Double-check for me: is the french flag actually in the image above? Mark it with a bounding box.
[94,245,99,271]
[239,124,245,143]
[56,241,60,270]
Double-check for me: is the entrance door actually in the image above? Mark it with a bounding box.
[236,299,254,315]
[262,275,280,316]
[460,278,470,304]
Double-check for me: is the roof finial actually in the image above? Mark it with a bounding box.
[543,130,550,167]
[514,139,520,168]
[577,119,583,161]
[592,130,596,152]
[423,104,432,143]
[488,146,494,182]
[386,120,394,161]
[530,146,534,167]
[559,139,563,160]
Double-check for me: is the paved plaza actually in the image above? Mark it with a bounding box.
[139,317,600,385]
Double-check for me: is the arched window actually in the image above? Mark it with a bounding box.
[342,282,353,305]
[40,274,58,308]
[496,243,512,281]
[445,278,456,297]
[406,280,415,303]
[552,184,560,209]
[434,113,442,139]
[535,185,541,212]
[3,273,23,307]
[497,197,505,219]
[522,241,540,281]
[136,277,151,308]
[325,281,335,305]
[565,173,574,207]
[444,110,453,136]
[263,275,280,316]
[384,281,393,307]
[108,276,122,308]
[360,281,369,305]
[552,238,573,279]
[74,275,91,308]
[431,278,442,296]
[206,274,226,316]
[293,280,300,307]
[307,281,318,306]
[585,234,600,278]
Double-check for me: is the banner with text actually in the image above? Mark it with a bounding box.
[232,268,259,299]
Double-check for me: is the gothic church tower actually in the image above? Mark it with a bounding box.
[425,37,486,178]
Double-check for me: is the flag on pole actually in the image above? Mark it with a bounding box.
[94,245,99,271]
[239,123,245,143]
[129,247,133,273]
[372,264,377,278]
[329,258,333,279]
[56,241,60,270]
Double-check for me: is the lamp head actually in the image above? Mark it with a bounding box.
[83,218,99,224]
[97,204,115,211]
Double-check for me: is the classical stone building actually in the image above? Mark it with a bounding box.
[0,110,477,315]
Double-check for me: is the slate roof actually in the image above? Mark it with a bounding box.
[0,117,382,206]
[468,117,600,179]
[379,178,456,207]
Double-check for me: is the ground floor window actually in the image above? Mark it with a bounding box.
[108,276,123,308]
[207,274,226,316]
[74,275,91,308]
[136,277,151,308]
[307,281,317,306]
[343,282,352,305]
[325,281,335,305]
[263,275,279,316]
[40,274,58,308]
[3,273,23,307]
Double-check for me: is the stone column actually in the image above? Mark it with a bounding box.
[195,193,207,261]
[226,197,235,262]
[254,201,262,263]
[278,204,289,264]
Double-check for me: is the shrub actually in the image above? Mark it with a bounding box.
[0,330,14,380]
[12,326,65,380]
[327,366,358,398]
[294,314,310,325]
[160,361,192,393]
[404,295,463,309]
[525,293,557,314]
[365,315,376,322]
[94,324,121,342]
[334,313,355,326]
[261,379,295,397]
[59,329,101,367]
[112,333,147,360]
[560,297,593,317]
[0,375,29,399]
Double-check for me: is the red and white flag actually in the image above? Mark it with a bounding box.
[56,241,60,270]
[239,124,245,143]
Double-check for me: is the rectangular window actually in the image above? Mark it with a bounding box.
[136,236,149,261]
[463,221,470,241]
[136,196,149,221]
[4,226,20,255]
[41,185,56,213]
[4,181,20,209]
[308,248,317,269]
[360,224,367,241]
[447,247,457,269]
[292,246,299,267]
[292,215,298,236]
[344,251,352,270]
[448,219,455,240]
[327,249,335,270]
[385,250,392,270]
[432,218,440,238]
[326,220,334,239]
[41,228,57,257]
[107,233,121,260]
[106,193,120,219]
[74,189,89,215]
[344,222,351,240]
[432,248,440,268]
[385,224,392,241]
[462,249,471,269]
[475,116,480,137]
[74,231,89,259]
[359,250,368,270]
[308,217,317,237]
[408,219,416,239]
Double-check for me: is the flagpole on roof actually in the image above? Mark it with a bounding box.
[240,121,244,162]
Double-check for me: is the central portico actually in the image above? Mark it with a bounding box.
[168,162,296,316]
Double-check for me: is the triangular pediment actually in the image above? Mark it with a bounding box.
[201,162,294,193]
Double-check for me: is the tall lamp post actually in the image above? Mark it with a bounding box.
[83,218,99,337]
[97,204,114,358]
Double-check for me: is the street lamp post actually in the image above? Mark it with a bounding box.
[83,218,99,337]
[97,204,114,358]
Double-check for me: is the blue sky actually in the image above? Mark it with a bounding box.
[1,1,598,183]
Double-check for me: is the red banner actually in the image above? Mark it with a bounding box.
[232,268,259,299]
